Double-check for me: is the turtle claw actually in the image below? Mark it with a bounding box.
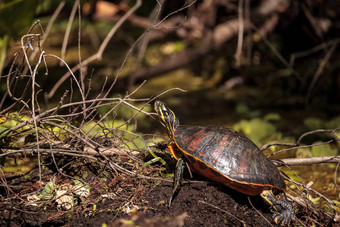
[261,190,295,227]
[273,209,295,227]
[272,199,295,227]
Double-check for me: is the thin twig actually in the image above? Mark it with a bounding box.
[305,43,337,105]
[234,0,244,66]
[31,51,45,187]
[199,200,247,226]
[261,128,339,157]
[273,156,340,167]
[60,0,78,65]
[28,2,65,62]
[247,197,273,227]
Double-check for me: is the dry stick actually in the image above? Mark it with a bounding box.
[21,32,44,186]
[60,0,78,65]
[107,82,148,129]
[5,89,179,146]
[285,177,338,220]
[51,90,69,116]
[77,0,86,122]
[4,143,337,167]
[47,0,142,99]
[1,54,31,113]
[26,19,45,35]
[50,150,88,186]
[198,200,247,227]
[273,156,340,167]
[245,0,252,63]
[4,55,19,101]
[305,43,337,105]
[44,54,85,101]
[0,167,10,197]
[250,22,301,82]
[247,197,273,227]
[263,128,340,158]
[135,0,165,66]
[289,38,340,68]
[83,81,147,138]
[301,4,323,39]
[28,2,65,63]
[107,87,187,132]
[8,96,153,132]
[0,148,98,160]
[0,146,171,184]
[37,113,168,181]
[298,128,338,144]
[0,167,25,202]
[332,129,340,142]
[83,98,125,137]
[234,0,244,66]
[21,34,41,75]
[49,98,148,118]
[30,51,45,187]
[335,162,340,188]
[42,119,101,149]
[76,75,107,135]
[269,140,333,158]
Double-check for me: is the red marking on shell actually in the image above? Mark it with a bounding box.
[186,129,209,158]
[211,134,232,163]
[237,146,248,173]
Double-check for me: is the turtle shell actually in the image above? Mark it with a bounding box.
[171,125,286,196]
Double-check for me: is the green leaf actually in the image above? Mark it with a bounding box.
[296,147,312,158]
[144,147,166,166]
[263,113,281,122]
[325,116,340,129]
[311,142,338,157]
[234,118,276,145]
[38,178,56,200]
[124,137,146,150]
[0,35,8,77]
[0,126,9,138]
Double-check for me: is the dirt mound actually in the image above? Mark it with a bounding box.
[1,175,335,227]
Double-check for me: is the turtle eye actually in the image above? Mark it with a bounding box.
[161,105,168,113]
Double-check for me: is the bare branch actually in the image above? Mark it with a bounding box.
[274,156,340,167]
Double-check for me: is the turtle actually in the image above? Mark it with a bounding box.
[154,100,295,226]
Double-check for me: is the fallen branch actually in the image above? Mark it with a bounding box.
[261,128,340,157]
[274,156,340,167]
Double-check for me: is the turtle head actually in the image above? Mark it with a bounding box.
[154,100,179,136]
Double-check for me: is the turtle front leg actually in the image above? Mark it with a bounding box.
[169,158,184,207]
[260,190,295,226]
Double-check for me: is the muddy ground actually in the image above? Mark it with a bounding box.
[0,160,335,227]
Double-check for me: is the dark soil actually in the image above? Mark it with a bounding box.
[0,145,336,227]
[0,166,335,227]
